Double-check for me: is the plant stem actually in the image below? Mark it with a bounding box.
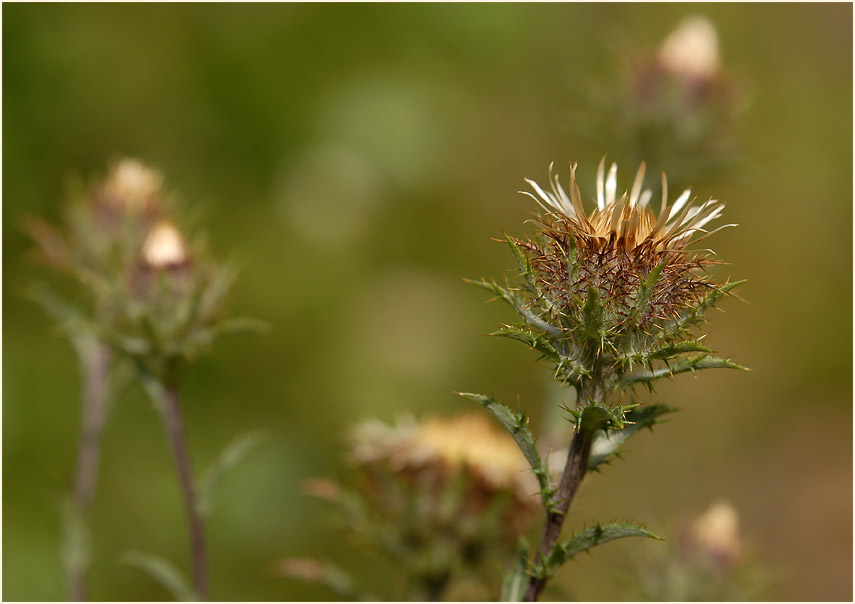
[69,340,112,601]
[162,386,209,601]
[523,425,595,601]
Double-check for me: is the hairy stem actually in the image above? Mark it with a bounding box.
[68,340,111,601]
[162,386,209,601]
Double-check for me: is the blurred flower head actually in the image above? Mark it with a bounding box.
[99,158,164,212]
[351,413,538,505]
[658,16,721,84]
[686,500,743,567]
[326,413,541,596]
[141,220,190,270]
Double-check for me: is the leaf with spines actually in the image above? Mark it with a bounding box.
[504,234,537,291]
[565,234,578,286]
[542,523,660,578]
[664,279,747,336]
[465,277,561,336]
[582,285,604,342]
[628,261,667,327]
[616,340,712,371]
[588,405,676,470]
[619,354,747,387]
[457,392,553,504]
[491,325,561,361]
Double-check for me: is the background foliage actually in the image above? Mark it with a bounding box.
[3,3,852,601]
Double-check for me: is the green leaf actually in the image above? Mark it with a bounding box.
[579,403,615,434]
[666,279,747,335]
[629,261,667,326]
[500,546,530,602]
[565,234,578,286]
[544,523,660,576]
[619,354,747,387]
[464,277,561,336]
[582,286,604,340]
[504,234,536,291]
[646,340,711,360]
[181,317,269,358]
[121,551,197,601]
[588,405,676,470]
[197,431,268,517]
[491,326,560,361]
[457,393,552,504]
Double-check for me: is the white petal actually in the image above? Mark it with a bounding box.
[630,162,646,208]
[669,189,692,219]
[605,163,618,206]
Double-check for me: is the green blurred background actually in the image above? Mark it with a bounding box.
[3,3,851,601]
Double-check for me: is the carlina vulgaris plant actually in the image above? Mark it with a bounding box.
[27,159,264,601]
[460,158,745,601]
[111,206,264,602]
[26,159,166,600]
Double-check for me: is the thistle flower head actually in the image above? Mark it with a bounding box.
[517,159,734,341]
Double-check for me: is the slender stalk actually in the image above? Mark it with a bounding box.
[523,426,594,601]
[523,378,603,602]
[68,340,112,601]
[162,386,209,601]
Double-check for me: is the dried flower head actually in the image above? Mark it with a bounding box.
[658,16,721,84]
[519,159,733,338]
[141,220,189,269]
[687,501,743,567]
[351,413,538,507]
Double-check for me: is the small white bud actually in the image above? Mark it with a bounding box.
[690,501,742,565]
[658,16,721,82]
[103,159,163,210]
[141,220,188,268]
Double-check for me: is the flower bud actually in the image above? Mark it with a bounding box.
[688,501,743,567]
[141,220,189,270]
[102,159,163,211]
[658,16,721,84]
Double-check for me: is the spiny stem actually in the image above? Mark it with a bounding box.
[162,386,209,601]
[69,340,111,601]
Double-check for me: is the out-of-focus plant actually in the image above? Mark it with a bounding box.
[626,501,770,600]
[461,158,744,600]
[279,413,542,601]
[578,16,747,189]
[27,159,263,601]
